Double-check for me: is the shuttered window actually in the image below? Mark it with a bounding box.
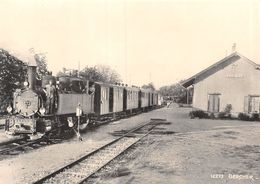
[245,95,260,113]
[208,94,220,113]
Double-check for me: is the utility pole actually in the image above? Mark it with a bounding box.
[124,0,127,84]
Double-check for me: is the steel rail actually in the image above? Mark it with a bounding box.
[0,137,26,147]
[0,137,45,154]
[77,126,156,184]
[33,121,157,184]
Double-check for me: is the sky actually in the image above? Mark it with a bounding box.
[0,0,259,89]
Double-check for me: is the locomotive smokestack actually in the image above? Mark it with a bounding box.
[28,65,37,90]
[14,52,37,90]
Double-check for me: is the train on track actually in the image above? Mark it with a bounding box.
[4,64,160,139]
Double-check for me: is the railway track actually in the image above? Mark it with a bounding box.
[33,120,163,184]
[0,138,42,155]
[0,136,60,156]
[0,107,164,158]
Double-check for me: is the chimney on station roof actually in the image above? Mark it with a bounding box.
[232,43,237,53]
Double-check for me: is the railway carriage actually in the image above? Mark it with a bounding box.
[94,82,125,116]
[110,84,124,113]
[123,86,139,111]
[140,89,150,108]
[153,91,158,106]
[94,82,110,116]
[150,90,159,107]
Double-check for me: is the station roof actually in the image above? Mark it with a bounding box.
[181,52,260,88]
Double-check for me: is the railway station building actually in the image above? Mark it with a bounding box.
[182,52,260,115]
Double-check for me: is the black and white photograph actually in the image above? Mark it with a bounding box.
[0,0,259,183]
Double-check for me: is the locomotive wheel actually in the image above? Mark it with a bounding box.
[57,126,64,137]
[49,116,65,138]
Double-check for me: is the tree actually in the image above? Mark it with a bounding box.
[0,49,27,112]
[141,82,155,90]
[58,65,122,84]
[159,81,188,103]
[79,66,105,82]
[57,68,78,77]
[29,48,50,79]
[34,53,49,79]
[95,65,121,83]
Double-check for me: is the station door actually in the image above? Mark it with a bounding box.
[208,94,220,113]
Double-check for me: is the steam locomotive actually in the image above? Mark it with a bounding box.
[4,64,159,139]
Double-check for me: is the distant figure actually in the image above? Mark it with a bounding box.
[88,84,95,95]
[45,80,56,113]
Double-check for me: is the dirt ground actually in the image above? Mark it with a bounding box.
[0,105,259,184]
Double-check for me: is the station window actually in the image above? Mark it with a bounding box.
[245,95,260,113]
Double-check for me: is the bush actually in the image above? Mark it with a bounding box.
[238,112,260,121]
[251,113,259,121]
[217,104,233,119]
[238,113,250,121]
[218,112,232,119]
[218,112,226,119]
[209,113,215,119]
[224,104,232,114]
[189,110,209,119]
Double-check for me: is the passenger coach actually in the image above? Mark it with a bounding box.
[123,86,139,112]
